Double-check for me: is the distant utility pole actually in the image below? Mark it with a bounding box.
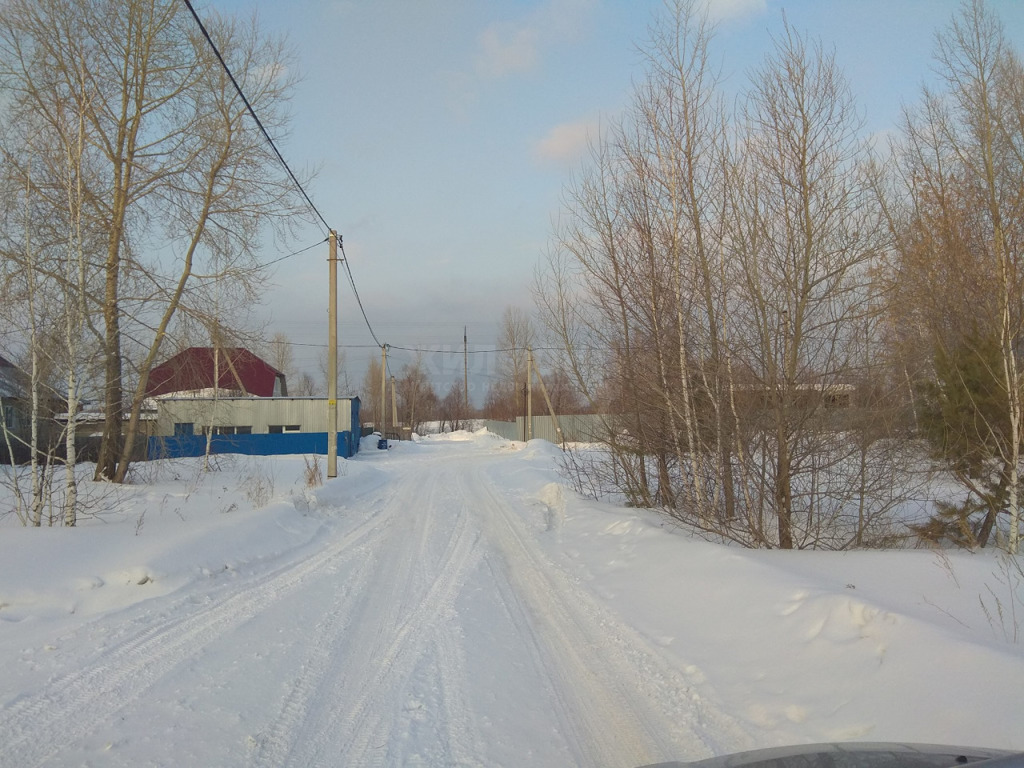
[532,361,565,449]
[526,346,533,441]
[463,326,469,411]
[521,382,528,442]
[380,344,388,436]
[327,230,338,478]
[391,374,398,437]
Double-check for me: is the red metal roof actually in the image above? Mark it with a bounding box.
[145,347,283,398]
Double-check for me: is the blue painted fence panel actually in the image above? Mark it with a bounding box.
[147,431,359,460]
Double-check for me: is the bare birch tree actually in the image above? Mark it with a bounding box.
[725,23,888,547]
[891,0,1024,552]
[537,133,661,506]
[263,332,296,394]
[538,2,904,548]
[0,0,308,483]
[487,306,536,421]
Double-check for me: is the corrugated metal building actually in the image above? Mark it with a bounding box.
[147,396,361,459]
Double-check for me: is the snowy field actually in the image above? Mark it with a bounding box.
[0,430,1022,767]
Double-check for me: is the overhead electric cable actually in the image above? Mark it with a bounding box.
[262,236,328,267]
[252,337,381,350]
[181,0,331,233]
[179,236,328,279]
[388,345,560,355]
[339,238,383,349]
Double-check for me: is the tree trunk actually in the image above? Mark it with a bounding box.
[775,425,793,549]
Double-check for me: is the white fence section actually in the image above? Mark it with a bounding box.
[481,420,520,441]
[482,415,608,444]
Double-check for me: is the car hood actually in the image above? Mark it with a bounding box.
[640,743,1021,768]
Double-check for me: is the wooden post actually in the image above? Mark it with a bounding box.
[391,375,398,439]
[533,364,565,449]
[327,230,338,478]
[380,344,388,436]
[526,346,533,441]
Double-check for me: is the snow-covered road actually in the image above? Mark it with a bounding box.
[4,432,1023,767]
[0,437,745,768]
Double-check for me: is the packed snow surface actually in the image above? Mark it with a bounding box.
[0,430,1022,767]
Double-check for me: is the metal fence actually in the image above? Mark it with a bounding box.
[482,414,608,444]
[481,420,519,441]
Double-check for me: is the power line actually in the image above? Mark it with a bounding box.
[185,2,388,371]
[388,345,561,355]
[258,339,556,355]
[182,0,331,234]
[178,4,536,370]
[262,236,328,268]
[339,238,383,349]
[185,236,325,277]
[255,339,382,350]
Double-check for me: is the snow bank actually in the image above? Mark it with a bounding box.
[0,455,358,628]
[518,479,1024,748]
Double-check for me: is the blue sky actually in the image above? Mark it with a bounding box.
[207,0,1024,400]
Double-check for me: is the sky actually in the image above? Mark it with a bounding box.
[205,0,1024,403]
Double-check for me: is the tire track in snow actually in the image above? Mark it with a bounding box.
[245,537,382,767]
[0,499,399,768]
[470,462,753,767]
[3,441,754,767]
[427,619,486,767]
[246,463,483,767]
[323,470,482,765]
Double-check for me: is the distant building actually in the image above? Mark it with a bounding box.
[0,355,64,462]
[146,346,287,398]
[145,346,360,460]
[148,396,361,460]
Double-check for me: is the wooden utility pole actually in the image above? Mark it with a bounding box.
[526,346,533,441]
[327,230,338,478]
[532,363,565,449]
[391,374,398,438]
[380,344,388,436]
[463,326,469,411]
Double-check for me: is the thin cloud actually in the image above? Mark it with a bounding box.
[703,0,767,22]
[476,23,541,78]
[474,0,594,80]
[533,118,597,167]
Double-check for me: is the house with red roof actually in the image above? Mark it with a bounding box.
[145,347,287,399]
[145,347,360,461]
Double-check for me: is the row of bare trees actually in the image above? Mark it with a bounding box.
[360,354,473,436]
[483,306,586,421]
[536,0,1024,551]
[349,305,584,435]
[0,0,307,524]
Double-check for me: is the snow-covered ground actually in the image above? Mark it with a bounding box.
[0,430,1021,767]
